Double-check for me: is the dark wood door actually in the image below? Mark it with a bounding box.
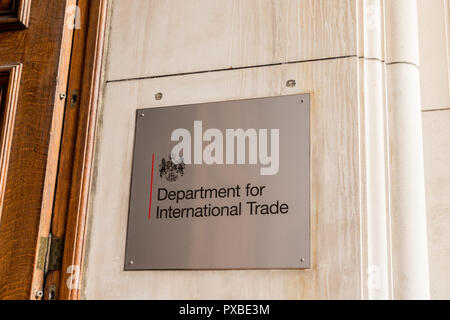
[0,0,74,299]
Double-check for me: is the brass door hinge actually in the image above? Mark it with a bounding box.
[37,233,64,273]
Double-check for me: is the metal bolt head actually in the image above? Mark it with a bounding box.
[35,290,43,299]
[286,79,296,88]
[155,92,163,100]
[59,93,67,100]
[129,260,134,265]
[300,258,305,263]
[138,112,145,118]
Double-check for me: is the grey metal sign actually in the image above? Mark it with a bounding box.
[125,94,310,270]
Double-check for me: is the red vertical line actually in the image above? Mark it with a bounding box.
[148,153,155,219]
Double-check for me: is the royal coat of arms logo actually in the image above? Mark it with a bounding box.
[159,155,185,182]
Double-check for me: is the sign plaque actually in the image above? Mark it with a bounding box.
[125,94,310,270]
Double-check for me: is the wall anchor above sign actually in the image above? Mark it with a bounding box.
[125,94,311,270]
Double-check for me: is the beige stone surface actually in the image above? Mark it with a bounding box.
[422,110,450,299]
[81,0,450,300]
[82,57,362,299]
[418,0,450,111]
[106,0,356,81]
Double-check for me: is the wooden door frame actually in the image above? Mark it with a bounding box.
[0,0,107,301]
[0,0,32,31]
[43,0,109,300]
[0,0,78,300]
[0,64,22,217]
